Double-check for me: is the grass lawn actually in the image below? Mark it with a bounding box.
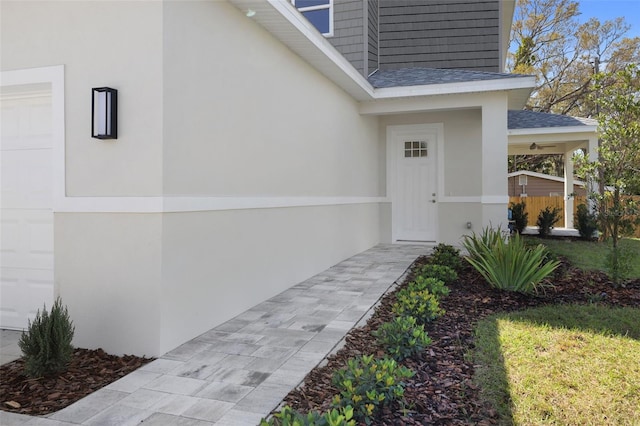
[528,237,640,278]
[474,304,640,425]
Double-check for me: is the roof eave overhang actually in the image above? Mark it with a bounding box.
[227,0,374,101]
[509,125,598,136]
[227,0,535,109]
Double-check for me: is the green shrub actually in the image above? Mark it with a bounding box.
[408,276,450,299]
[464,226,506,263]
[575,203,598,240]
[536,206,562,238]
[260,405,355,426]
[393,288,444,324]
[604,245,636,285]
[462,229,560,294]
[372,316,432,361]
[416,264,458,286]
[332,355,414,424]
[19,297,75,378]
[509,201,529,234]
[426,243,462,271]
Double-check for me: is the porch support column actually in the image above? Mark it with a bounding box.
[481,94,509,229]
[564,150,574,228]
[587,135,599,212]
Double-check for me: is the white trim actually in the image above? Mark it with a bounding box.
[373,76,536,100]
[508,125,597,136]
[56,196,387,213]
[481,196,509,204]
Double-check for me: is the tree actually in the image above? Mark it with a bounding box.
[578,64,640,285]
[510,0,640,117]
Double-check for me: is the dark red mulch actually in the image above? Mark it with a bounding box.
[0,348,153,416]
[279,257,640,425]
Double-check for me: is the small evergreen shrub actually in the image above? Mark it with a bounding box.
[575,203,598,240]
[509,201,529,234]
[604,245,636,286]
[260,405,355,426]
[372,315,432,361]
[393,288,444,324]
[332,355,414,424]
[416,264,458,286]
[408,276,450,299]
[426,243,462,271]
[19,297,75,378]
[462,229,560,294]
[536,206,562,238]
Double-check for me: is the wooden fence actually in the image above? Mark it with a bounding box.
[509,195,640,238]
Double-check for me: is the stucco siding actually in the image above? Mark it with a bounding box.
[159,204,380,355]
[55,213,163,356]
[378,0,501,71]
[163,1,380,198]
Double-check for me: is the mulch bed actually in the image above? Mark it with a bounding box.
[1,255,638,423]
[278,256,640,425]
[0,348,153,416]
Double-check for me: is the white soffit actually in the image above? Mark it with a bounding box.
[228,0,373,101]
[227,0,535,106]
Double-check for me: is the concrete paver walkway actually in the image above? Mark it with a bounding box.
[0,244,431,426]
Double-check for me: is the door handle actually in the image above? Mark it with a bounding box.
[431,200,436,203]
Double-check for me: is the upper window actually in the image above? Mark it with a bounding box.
[292,0,333,37]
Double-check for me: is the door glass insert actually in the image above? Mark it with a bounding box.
[404,141,428,158]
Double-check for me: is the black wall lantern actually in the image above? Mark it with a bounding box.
[92,87,117,139]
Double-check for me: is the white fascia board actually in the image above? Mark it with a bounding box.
[508,125,597,136]
[228,0,374,101]
[372,75,535,100]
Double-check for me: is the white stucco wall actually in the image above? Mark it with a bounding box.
[162,1,379,197]
[159,204,380,353]
[55,213,163,356]
[1,0,385,356]
[1,1,164,197]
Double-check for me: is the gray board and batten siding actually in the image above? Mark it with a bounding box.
[328,0,503,75]
[378,0,501,72]
[331,0,380,77]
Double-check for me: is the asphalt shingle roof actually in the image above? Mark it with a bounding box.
[508,110,597,130]
[367,67,527,88]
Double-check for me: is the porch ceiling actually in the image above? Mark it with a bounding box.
[507,110,598,155]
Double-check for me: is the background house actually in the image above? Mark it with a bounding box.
[508,171,587,197]
[1,0,555,357]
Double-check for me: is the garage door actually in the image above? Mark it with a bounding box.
[1,87,54,330]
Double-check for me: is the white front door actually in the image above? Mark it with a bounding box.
[1,88,54,329]
[389,125,439,242]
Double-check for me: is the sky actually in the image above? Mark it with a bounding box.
[577,0,640,39]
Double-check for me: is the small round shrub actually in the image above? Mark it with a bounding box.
[426,243,462,270]
[408,276,450,299]
[372,315,432,361]
[393,288,444,324]
[260,405,355,426]
[332,355,414,424]
[416,264,458,285]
